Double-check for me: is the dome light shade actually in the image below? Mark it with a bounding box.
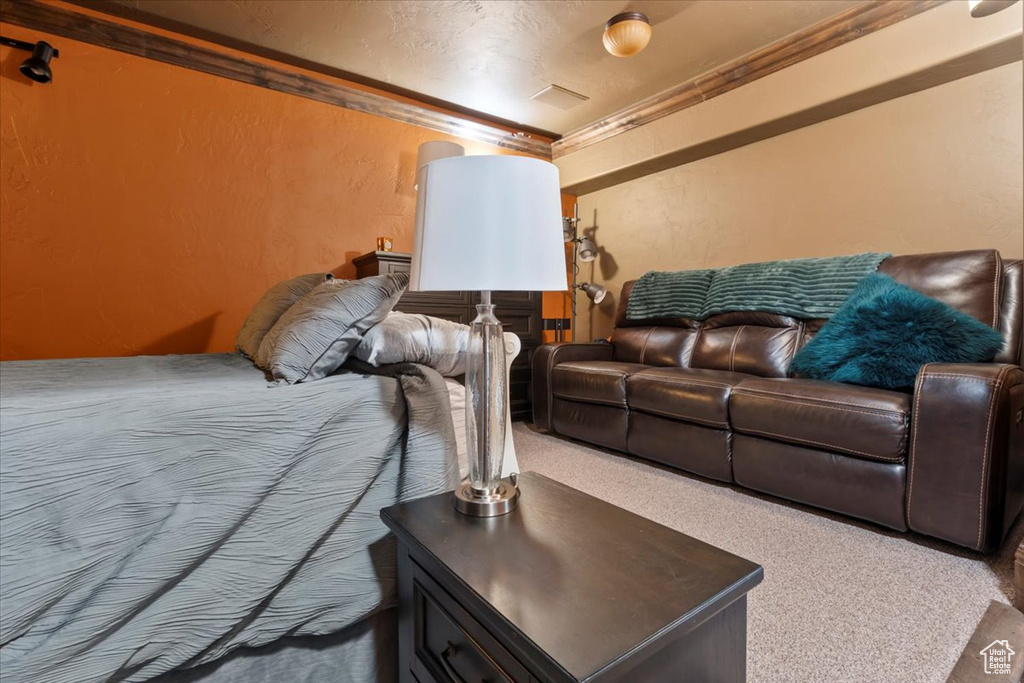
[602,12,652,58]
[968,0,1019,16]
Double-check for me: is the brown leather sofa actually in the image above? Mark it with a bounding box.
[533,250,1023,552]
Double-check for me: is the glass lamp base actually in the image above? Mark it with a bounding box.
[453,475,520,517]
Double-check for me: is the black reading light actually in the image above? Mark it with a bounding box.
[0,37,59,84]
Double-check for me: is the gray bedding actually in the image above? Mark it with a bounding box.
[0,353,459,683]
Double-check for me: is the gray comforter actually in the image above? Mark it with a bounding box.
[0,353,459,683]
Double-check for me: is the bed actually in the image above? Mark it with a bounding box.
[0,351,467,683]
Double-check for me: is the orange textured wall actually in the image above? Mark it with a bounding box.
[540,193,576,343]
[0,17,548,361]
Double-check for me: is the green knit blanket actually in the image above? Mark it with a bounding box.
[626,252,890,321]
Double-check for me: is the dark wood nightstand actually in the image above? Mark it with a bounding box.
[380,472,763,682]
[354,250,543,421]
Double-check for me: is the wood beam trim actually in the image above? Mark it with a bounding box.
[64,0,562,142]
[552,0,945,159]
[561,35,1023,196]
[0,0,552,158]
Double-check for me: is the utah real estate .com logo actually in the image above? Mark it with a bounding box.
[980,640,1015,675]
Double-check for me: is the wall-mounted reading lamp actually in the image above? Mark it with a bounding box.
[0,37,59,84]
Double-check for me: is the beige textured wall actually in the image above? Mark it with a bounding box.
[574,62,1023,341]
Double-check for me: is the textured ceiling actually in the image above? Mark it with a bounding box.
[99,0,863,135]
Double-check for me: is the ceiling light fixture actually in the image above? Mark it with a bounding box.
[967,0,1019,16]
[602,12,652,58]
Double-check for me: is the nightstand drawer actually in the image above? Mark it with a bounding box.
[411,561,532,683]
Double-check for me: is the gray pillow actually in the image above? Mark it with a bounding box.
[352,311,469,376]
[235,273,331,359]
[257,272,408,383]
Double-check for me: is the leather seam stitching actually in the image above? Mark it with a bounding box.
[976,366,1010,549]
[735,426,903,462]
[906,367,928,532]
[992,253,1001,327]
[729,325,746,372]
[638,327,657,365]
[915,374,998,383]
[732,388,907,416]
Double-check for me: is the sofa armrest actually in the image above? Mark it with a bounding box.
[532,342,614,430]
[907,363,1024,551]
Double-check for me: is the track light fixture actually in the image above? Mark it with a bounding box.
[576,237,598,263]
[563,204,609,340]
[576,282,607,304]
[1,37,59,84]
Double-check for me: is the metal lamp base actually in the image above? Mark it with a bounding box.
[453,476,520,517]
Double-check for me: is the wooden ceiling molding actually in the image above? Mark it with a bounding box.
[552,0,945,159]
[0,0,553,158]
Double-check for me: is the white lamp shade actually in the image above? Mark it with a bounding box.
[416,140,464,172]
[411,155,568,292]
[414,141,464,190]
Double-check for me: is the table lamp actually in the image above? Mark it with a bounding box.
[411,144,567,516]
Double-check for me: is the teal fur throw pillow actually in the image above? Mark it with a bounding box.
[790,273,1005,390]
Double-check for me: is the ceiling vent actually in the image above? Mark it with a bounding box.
[530,84,589,110]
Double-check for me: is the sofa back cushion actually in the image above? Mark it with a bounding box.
[612,279,701,367]
[611,325,700,366]
[877,250,1002,327]
[689,312,801,378]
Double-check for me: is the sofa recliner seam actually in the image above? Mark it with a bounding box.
[633,406,729,428]
[555,366,632,377]
[731,388,908,417]
[551,392,627,408]
[733,391,910,421]
[628,375,736,390]
[735,425,904,463]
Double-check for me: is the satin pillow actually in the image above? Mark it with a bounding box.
[353,312,470,376]
[257,273,408,384]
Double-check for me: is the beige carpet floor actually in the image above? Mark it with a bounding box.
[511,422,1022,683]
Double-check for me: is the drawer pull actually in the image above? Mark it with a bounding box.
[440,642,468,683]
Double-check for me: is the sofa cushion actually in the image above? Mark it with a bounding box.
[551,361,649,407]
[730,378,911,463]
[690,312,801,378]
[612,325,699,367]
[628,368,752,428]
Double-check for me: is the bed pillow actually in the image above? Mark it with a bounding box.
[790,273,1005,390]
[352,312,470,376]
[257,273,408,383]
[235,273,332,359]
